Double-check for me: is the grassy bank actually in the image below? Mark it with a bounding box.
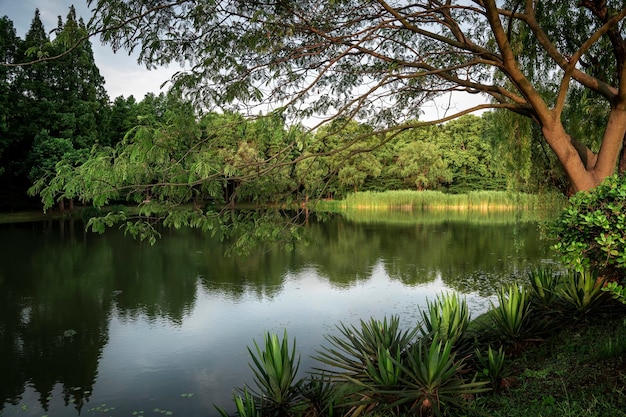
[317,190,566,211]
[464,311,626,417]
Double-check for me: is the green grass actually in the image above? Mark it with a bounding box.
[316,190,566,211]
[463,312,626,417]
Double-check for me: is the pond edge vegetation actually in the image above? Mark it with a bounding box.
[316,190,566,212]
[214,268,626,417]
[215,174,626,417]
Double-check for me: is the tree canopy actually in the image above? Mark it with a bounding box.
[0,7,110,209]
[2,1,625,242]
[70,0,625,193]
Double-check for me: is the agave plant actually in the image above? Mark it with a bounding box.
[488,284,535,341]
[314,316,418,416]
[245,330,303,416]
[557,269,607,314]
[420,292,471,348]
[394,340,489,416]
[215,388,260,417]
[475,345,507,390]
[315,315,417,382]
[298,373,338,417]
[527,266,560,308]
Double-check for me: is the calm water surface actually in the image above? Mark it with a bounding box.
[0,212,555,416]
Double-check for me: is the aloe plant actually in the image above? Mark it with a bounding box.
[420,292,471,348]
[527,266,560,308]
[488,284,534,341]
[315,315,417,382]
[557,269,607,314]
[475,345,507,390]
[245,330,302,416]
[394,340,489,416]
[215,388,260,417]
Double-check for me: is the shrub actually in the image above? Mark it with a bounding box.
[549,174,626,279]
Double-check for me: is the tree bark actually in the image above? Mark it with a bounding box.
[542,121,598,194]
[619,134,626,174]
[591,105,626,179]
[542,104,626,194]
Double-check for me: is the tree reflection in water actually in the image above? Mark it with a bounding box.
[0,212,554,416]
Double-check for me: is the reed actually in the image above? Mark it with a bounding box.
[316,190,565,212]
[333,208,556,226]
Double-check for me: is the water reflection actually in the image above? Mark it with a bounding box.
[0,212,555,416]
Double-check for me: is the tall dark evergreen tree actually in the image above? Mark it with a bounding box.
[0,10,54,208]
[48,7,109,150]
[0,16,20,178]
[0,7,110,209]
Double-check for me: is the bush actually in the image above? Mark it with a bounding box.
[549,174,626,279]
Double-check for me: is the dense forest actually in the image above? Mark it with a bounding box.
[0,7,582,211]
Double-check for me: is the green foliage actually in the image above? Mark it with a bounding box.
[488,285,535,342]
[419,292,470,348]
[314,316,417,384]
[394,340,489,416]
[475,345,507,390]
[82,0,625,197]
[557,269,607,315]
[298,374,338,417]
[245,331,302,415]
[0,7,110,208]
[337,190,561,210]
[550,174,626,275]
[602,281,626,305]
[391,140,452,191]
[597,319,626,359]
[215,388,260,417]
[527,266,561,308]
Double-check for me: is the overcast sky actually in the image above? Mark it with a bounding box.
[1,0,486,119]
[1,0,176,100]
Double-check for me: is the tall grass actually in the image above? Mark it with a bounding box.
[332,208,555,226]
[318,190,565,211]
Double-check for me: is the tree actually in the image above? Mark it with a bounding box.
[0,16,20,178]
[13,1,625,242]
[440,115,505,193]
[50,6,110,151]
[0,7,110,209]
[66,0,624,195]
[0,10,55,208]
[391,136,453,191]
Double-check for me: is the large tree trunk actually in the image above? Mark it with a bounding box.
[619,133,626,174]
[542,105,626,195]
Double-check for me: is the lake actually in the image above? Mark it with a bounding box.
[0,211,556,417]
